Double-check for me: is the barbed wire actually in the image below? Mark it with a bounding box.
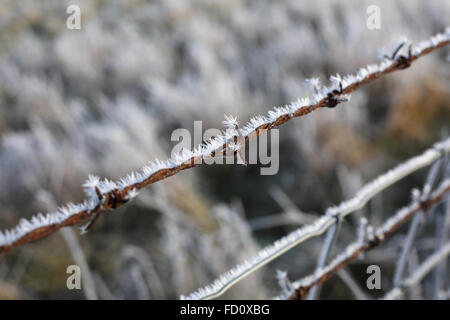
[181,138,450,299]
[383,242,450,300]
[0,28,449,258]
[282,178,450,300]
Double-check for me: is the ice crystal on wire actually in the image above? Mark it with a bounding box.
[366,64,379,74]
[311,92,325,104]
[222,114,238,129]
[83,174,100,189]
[223,128,239,140]
[173,147,194,165]
[341,74,357,88]
[227,141,240,152]
[329,73,343,92]
[356,67,369,81]
[267,105,290,121]
[305,77,322,93]
[276,270,295,297]
[126,188,139,200]
[118,171,140,189]
[98,178,117,194]
[83,175,101,204]
[287,97,309,114]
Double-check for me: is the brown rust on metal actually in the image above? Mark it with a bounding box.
[1,38,448,256]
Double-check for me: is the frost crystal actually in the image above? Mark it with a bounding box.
[305,77,322,93]
[227,141,240,152]
[83,175,101,204]
[2,29,450,259]
[329,74,343,91]
[276,270,295,297]
[222,114,238,129]
[127,188,139,200]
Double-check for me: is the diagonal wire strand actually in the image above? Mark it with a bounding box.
[0,29,449,258]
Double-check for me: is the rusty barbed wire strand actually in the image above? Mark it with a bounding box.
[0,29,449,256]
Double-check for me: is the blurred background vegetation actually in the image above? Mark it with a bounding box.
[0,0,449,299]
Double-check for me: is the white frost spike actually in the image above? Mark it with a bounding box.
[119,172,138,188]
[223,128,239,140]
[378,59,393,72]
[192,145,203,157]
[357,67,369,81]
[83,175,100,188]
[227,141,240,152]
[222,114,238,129]
[312,92,325,104]
[183,147,194,160]
[342,74,357,88]
[166,159,177,168]
[267,106,289,121]
[19,218,33,232]
[250,115,268,127]
[288,97,309,114]
[430,35,440,47]
[366,64,379,74]
[329,74,342,88]
[83,175,101,203]
[175,147,194,164]
[305,77,322,93]
[276,270,294,297]
[299,97,310,106]
[267,110,277,120]
[99,179,117,193]
[127,188,139,200]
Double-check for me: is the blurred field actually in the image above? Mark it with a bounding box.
[0,0,449,299]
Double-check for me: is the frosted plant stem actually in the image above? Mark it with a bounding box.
[393,159,442,287]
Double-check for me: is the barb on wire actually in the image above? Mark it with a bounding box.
[182,137,450,300]
[0,29,449,256]
[283,178,450,300]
